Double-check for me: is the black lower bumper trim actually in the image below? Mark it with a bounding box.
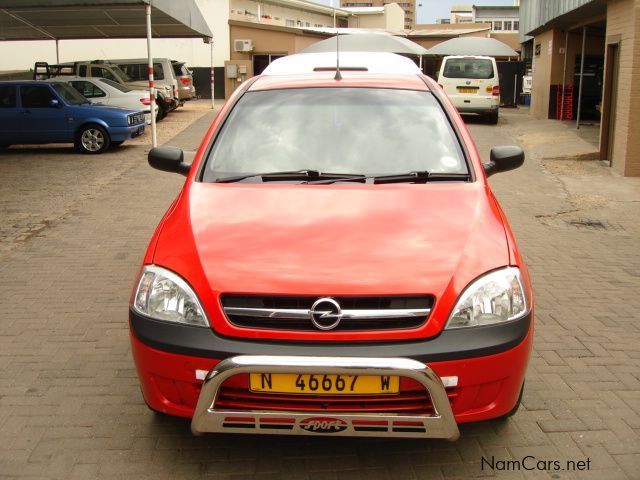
[129,310,531,363]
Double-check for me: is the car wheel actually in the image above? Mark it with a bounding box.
[76,125,110,154]
[156,100,168,121]
[488,111,499,125]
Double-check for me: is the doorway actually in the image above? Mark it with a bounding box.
[573,54,604,121]
[253,54,285,75]
[600,42,620,164]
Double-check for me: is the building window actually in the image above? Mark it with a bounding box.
[514,21,519,31]
[305,22,310,27]
[285,19,295,27]
[493,21,503,31]
[504,21,512,31]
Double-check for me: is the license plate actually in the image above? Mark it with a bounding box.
[457,87,478,94]
[250,373,399,395]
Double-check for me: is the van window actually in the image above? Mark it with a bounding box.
[118,63,164,81]
[443,58,494,80]
[0,85,17,108]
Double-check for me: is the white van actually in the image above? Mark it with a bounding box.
[437,55,500,124]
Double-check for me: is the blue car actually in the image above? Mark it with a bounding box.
[0,81,145,154]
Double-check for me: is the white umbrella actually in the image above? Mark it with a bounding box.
[428,37,518,57]
[301,33,431,56]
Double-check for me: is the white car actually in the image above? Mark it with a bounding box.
[48,76,157,124]
[437,55,500,124]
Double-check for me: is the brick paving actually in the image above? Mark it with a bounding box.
[0,108,639,479]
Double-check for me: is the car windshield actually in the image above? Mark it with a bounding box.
[100,78,132,93]
[203,88,467,182]
[443,58,494,80]
[51,82,88,105]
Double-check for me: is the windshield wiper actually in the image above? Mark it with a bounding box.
[307,171,471,185]
[373,171,471,184]
[215,170,367,184]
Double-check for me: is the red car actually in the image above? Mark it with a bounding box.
[130,53,533,440]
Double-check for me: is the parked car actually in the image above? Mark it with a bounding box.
[129,52,531,439]
[34,60,174,120]
[437,55,501,124]
[110,58,181,111]
[48,76,158,124]
[0,81,145,154]
[172,60,196,101]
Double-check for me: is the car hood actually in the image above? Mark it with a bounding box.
[155,182,509,299]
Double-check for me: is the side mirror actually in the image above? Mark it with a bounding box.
[50,99,62,108]
[483,146,524,177]
[148,147,190,175]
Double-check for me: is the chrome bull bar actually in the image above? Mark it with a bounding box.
[191,355,460,440]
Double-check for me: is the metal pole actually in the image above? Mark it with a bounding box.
[560,30,568,120]
[210,40,215,109]
[514,73,517,106]
[576,26,586,129]
[419,56,423,71]
[145,3,157,148]
[55,39,59,63]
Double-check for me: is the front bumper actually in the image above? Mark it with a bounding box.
[110,124,145,142]
[130,310,532,437]
[191,355,459,439]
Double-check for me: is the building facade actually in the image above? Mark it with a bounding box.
[449,4,473,24]
[340,0,416,29]
[520,0,640,177]
[472,5,520,33]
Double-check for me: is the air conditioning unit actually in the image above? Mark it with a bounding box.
[234,39,254,52]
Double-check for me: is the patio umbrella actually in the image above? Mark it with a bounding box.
[300,33,431,56]
[428,37,518,57]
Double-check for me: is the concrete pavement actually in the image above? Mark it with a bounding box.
[0,107,638,479]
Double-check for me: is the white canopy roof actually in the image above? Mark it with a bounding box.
[0,0,212,40]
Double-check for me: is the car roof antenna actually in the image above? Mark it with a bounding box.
[334,31,342,81]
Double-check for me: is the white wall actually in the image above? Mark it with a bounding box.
[0,0,230,71]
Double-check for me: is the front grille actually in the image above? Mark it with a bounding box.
[127,112,145,125]
[221,295,433,331]
[215,385,458,416]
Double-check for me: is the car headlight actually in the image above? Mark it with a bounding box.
[132,265,208,327]
[445,267,530,329]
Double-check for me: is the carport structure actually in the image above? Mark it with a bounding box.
[0,0,213,147]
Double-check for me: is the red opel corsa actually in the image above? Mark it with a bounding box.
[130,52,533,440]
